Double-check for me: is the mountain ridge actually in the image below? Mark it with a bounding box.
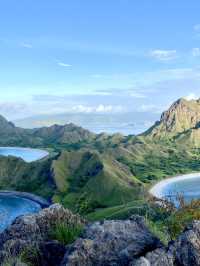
[0,98,200,217]
[144,97,200,142]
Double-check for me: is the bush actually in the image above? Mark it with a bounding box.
[166,198,200,239]
[147,196,200,241]
[145,219,170,245]
[50,222,83,245]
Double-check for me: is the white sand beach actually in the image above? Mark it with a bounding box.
[149,173,200,199]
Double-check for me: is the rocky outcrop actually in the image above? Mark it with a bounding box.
[0,204,84,266]
[2,205,200,265]
[145,98,200,140]
[62,217,200,266]
[131,220,200,266]
[61,216,163,266]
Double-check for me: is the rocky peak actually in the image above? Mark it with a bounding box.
[146,98,200,139]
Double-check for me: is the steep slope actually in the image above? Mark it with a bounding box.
[31,123,95,145]
[0,115,28,145]
[1,98,200,218]
[52,150,143,214]
[145,98,200,139]
[0,156,55,198]
[0,115,96,147]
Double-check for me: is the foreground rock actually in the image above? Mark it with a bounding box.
[0,204,84,266]
[62,217,200,266]
[132,220,200,266]
[62,216,162,266]
[2,204,200,265]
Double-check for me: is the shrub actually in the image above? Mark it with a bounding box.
[145,219,170,245]
[50,222,83,245]
[148,196,200,241]
[166,198,200,239]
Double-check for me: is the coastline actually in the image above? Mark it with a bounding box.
[149,172,200,199]
[0,147,49,162]
[0,190,50,208]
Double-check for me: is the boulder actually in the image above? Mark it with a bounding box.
[173,221,200,266]
[0,204,84,265]
[2,204,200,266]
[137,220,200,266]
[61,216,162,266]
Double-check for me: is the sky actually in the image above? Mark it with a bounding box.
[1,0,200,120]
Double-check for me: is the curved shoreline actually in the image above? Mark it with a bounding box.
[0,191,50,208]
[149,172,200,199]
[0,147,49,162]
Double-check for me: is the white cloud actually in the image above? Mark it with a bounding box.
[184,93,199,101]
[57,61,72,67]
[72,104,124,113]
[149,49,177,61]
[20,42,33,49]
[192,48,200,57]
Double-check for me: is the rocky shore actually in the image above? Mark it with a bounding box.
[1,204,200,265]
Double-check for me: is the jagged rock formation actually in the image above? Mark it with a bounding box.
[134,220,200,266]
[61,216,162,266]
[0,204,84,266]
[62,216,200,266]
[145,98,200,140]
[2,98,200,223]
[1,204,200,265]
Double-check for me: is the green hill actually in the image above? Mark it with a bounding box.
[52,150,143,214]
[0,98,200,218]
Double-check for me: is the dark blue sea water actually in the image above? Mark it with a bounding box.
[0,147,49,162]
[0,194,41,232]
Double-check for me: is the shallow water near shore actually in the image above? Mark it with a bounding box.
[0,147,49,162]
[150,173,200,205]
[0,194,41,232]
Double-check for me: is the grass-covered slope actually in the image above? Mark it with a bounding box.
[52,150,143,214]
[0,98,200,219]
[0,115,95,147]
[0,156,55,198]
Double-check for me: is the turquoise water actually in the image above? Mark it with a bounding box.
[163,176,200,204]
[0,147,49,162]
[0,194,41,232]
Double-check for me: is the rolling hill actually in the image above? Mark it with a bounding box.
[0,98,200,218]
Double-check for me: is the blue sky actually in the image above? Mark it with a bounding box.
[1,0,200,119]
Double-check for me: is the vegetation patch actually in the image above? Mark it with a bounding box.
[49,222,83,245]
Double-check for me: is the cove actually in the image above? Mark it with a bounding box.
[150,173,200,204]
[0,194,41,232]
[0,147,49,162]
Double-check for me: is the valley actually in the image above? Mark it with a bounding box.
[0,97,200,220]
